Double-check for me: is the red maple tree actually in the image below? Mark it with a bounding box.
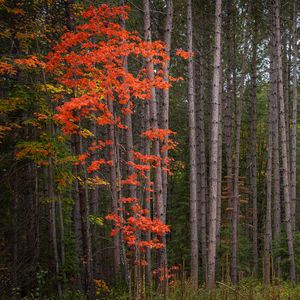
[46,3,178,276]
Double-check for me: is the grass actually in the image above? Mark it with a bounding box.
[106,279,300,300]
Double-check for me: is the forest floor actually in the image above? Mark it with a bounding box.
[105,280,300,300]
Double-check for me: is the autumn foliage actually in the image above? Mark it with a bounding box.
[46,4,177,268]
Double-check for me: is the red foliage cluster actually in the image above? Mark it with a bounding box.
[46,3,178,268]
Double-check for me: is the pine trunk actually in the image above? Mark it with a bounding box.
[273,0,296,282]
[187,0,198,287]
[290,0,297,232]
[143,0,167,278]
[207,0,222,289]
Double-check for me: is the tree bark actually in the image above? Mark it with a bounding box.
[264,71,273,285]
[231,14,249,285]
[161,0,173,214]
[107,98,121,278]
[196,18,207,282]
[290,0,297,232]
[250,25,258,276]
[273,0,296,282]
[207,0,222,289]
[187,0,198,287]
[143,0,167,275]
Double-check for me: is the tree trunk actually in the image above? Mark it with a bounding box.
[58,192,66,283]
[161,0,173,214]
[207,0,222,289]
[273,0,296,282]
[196,20,207,282]
[231,15,248,285]
[290,0,297,232]
[48,157,62,297]
[187,0,198,287]
[74,133,94,297]
[264,72,273,285]
[216,77,222,245]
[269,25,282,277]
[107,98,121,278]
[250,26,258,276]
[143,0,167,276]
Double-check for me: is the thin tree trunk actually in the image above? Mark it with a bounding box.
[224,0,234,226]
[143,0,167,276]
[58,192,66,285]
[48,157,62,297]
[270,26,281,277]
[264,76,273,286]
[250,26,258,276]
[196,21,207,282]
[290,0,297,232]
[216,77,222,245]
[107,98,121,278]
[273,0,296,282]
[187,0,198,287]
[207,0,222,289]
[71,141,83,290]
[161,0,173,214]
[74,133,94,297]
[231,15,249,285]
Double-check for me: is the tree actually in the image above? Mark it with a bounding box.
[186,0,198,287]
[207,0,222,289]
[272,0,296,282]
[46,3,177,296]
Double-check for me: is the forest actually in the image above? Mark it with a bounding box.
[0,0,299,299]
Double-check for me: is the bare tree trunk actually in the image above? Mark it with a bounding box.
[12,169,19,292]
[273,0,296,282]
[269,28,282,277]
[58,192,66,285]
[196,22,207,282]
[264,76,273,286]
[250,26,258,276]
[48,157,62,297]
[290,0,297,232]
[187,0,198,287]
[231,15,248,285]
[216,78,223,245]
[161,0,173,214]
[74,133,93,297]
[207,0,222,289]
[224,0,234,227]
[71,140,83,289]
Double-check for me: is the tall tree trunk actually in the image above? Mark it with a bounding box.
[231,14,249,285]
[224,0,234,228]
[187,0,198,287]
[250,25,258,276]
[196,20,207,282]
[207,0,222,289]
[269,24,282,277]
[74,133,94,297]
[216,77,223,245]
[48,157,62,297]
[161,0,173,214]
[107,98,121,278]
[143,0,167,276]
[273,0,296,282]
[58,192,66,286]
[290,0,297,232]
[264,74,273,285]
[71,142,83,289]
[119,3,134,289]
